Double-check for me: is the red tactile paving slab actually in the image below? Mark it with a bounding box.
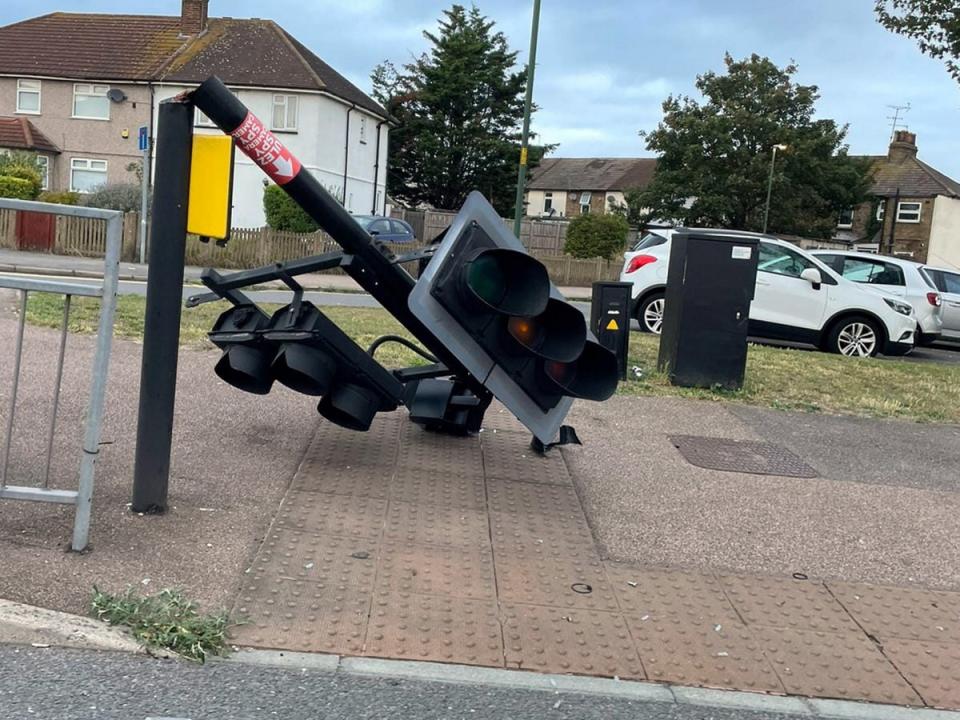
[883,638,960,710]
[389,467,487,510]
[481,431,571,485]
[232,579,370,655]
[502,603,645,678]
[275,490,388,540]
[365,591,504,667]
[756,626,923,706]
[496,555,620,612]
[250,529,379,593]
[376,542,496,601]
[827,582,960,643]
[383,500,491,549]
[605,564,740,624]
[716,574,860,633]
[627,617,784,693]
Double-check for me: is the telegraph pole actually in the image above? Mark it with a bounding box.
[512,0,541,238]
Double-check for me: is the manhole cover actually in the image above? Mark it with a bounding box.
[669,435,818,478]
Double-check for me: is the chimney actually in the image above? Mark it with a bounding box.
[888,130,918,163]
[180,0,209,36]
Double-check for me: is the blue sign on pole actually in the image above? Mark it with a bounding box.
[138,126,148,152]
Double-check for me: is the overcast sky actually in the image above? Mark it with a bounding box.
[3,0,959,179]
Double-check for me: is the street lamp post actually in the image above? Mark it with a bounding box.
[762,144,787,234]
[512,0,541,238]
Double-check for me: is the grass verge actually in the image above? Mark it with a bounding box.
[91,586,233,663]
[23,294,960,424]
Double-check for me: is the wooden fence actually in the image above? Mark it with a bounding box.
[391,207,573,253]
[0,209,14,249]
[0,207,139,260]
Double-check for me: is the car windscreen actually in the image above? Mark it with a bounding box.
[631,233,667,252]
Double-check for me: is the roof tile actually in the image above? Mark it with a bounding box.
[0,116,59,153]
[527,157,657,191]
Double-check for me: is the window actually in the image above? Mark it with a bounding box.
[757,242,816,278]
[896,201,922,223]
[16,79,41,114]
[36,156,49,191]
[876,202,885,221]
[368,219,391,235]
[390,220,410,236]
[942,271,960,295]
[70,158,107,193]
[271,94,298,131]
[73,84,110,119]
[579,191,592,215]
[195,109,217,127]
[840,257,905,286]
[837,207,854,229]
[359,116,367,144]
[631,232,668,252]
[543,192,553,214]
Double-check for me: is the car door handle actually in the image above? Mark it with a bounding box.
[948,301,960,308]
[756,279,771,286]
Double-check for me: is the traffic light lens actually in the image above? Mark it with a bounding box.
[466,254,506,306]
[507,298,587,362]
[271,343,337,396]
[508,316,539,346]
[214,345,274,395]
[463,247,550,316]
[545,360,575,386]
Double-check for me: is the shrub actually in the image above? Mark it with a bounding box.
[0,175,35,200]
[263,184,318,232]
[38,190,81,206]
[0,159,42,199]
[563,213,630,260]
[82,183,142,212]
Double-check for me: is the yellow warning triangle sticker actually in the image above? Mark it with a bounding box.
[606,318,620,331]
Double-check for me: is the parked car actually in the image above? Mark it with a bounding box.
[922,265,960,342]
[352,215,416,243]
[620,229,917,357]
[810,250,943,346]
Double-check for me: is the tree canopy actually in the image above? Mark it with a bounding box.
[875,0,960,82]
[627,54,874,239]
[372,4,546,216]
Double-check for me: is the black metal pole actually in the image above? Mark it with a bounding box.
[131,99,193,513]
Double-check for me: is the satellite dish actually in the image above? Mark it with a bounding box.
[107,88,127,103]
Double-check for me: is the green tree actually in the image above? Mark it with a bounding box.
[875,0,960,82]
[0,151,43,199]
[263,184,318,233]
[631,54,874,238]
[372,4,548,216]
[563,213,630,260]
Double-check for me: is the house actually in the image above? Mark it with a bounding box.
[0,0,390,227]
[524,157,656,218]
[0,117,59,186]
[840,131,960,267]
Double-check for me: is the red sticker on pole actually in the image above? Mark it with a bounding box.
[230,111,302,185]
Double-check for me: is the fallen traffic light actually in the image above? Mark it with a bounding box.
[409,192,619,444]
[209,304,274,395]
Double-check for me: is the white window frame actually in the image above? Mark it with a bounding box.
[72,83,111,120]
[543,192,553,214]
[837,207,854,229]
[359,116,367,144]
[16,79,41,114]
[70,158,108,193]
[271,94,298,132]
[876,202,885,221]
[579,191,592,215]
[195,109,217,128]
[36,156,49,191]
[896,201,922,224]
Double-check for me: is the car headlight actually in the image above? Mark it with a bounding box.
[883,298,912,316]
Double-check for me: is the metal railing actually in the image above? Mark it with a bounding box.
[0,199,121,551]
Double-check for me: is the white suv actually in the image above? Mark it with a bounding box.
[620,229,917,357]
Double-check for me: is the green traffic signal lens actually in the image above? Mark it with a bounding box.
[466,253,507,307]
[463,247,550,316]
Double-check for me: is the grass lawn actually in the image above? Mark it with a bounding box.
[23,294,960,424]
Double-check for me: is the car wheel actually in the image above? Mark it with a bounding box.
[827,316,881,358]
[637,293,665,334]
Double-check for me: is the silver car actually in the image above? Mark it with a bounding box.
[811,251,943,346]
[922,266,960,342]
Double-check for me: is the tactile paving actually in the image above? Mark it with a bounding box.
[628,617,784,692]
[251,528,379,592]
[275,490,387,540]
[376,542,496,600]
[365,591,504,666]
[482,432,571,484]
[827,582,960,643]
[479,404,526,433]
[502,603,644,678]
[882,639,960,710]
[396,422,484,477]
[383,500,491,549]
[606,564,740,624]
[717,574,859,633]
[496,555,620,611]
[232,579,370,655]
[485,477,585,518]
[293,429,397,497]
[756,626,922,705]
[390,467,487,510]
[670,435,818,478]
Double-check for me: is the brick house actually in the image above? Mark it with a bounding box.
[524,157,656,218]
[839,131,960,266]
[0,0,391,227]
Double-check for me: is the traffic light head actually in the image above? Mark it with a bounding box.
[209,304,274,395]
[409,192,619,443]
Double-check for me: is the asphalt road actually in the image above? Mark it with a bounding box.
[0,645,829,720]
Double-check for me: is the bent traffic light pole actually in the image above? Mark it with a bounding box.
[188,76,491,408]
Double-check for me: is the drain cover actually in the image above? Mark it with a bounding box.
[670,435,818,478]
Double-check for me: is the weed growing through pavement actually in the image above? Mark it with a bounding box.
[91,586,235,663]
